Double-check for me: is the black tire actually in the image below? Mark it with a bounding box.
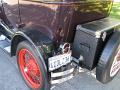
[16,41,50,90]
[96,31,120,84]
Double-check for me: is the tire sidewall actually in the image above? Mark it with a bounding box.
[16,41,49,90]
[98,42,120,83]
[96,31,120,83]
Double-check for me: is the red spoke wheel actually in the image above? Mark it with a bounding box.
[16,41,49,90]
[19,49,42,88]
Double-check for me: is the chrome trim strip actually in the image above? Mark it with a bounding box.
[51,74,74,84]
[0,21,14,35]
[51,68,74,77]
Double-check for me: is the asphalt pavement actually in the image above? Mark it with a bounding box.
[0,48,120,90]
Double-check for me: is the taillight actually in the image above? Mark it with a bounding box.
[60,43,71,53]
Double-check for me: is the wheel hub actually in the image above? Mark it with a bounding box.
[25,59,40,76]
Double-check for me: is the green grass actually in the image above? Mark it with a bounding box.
[110,2,120,19]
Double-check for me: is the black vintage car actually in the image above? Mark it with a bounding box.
[0,0,120,90]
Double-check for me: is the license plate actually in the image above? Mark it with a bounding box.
[48,52,71,71]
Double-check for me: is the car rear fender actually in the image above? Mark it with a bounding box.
[11,29,54,71]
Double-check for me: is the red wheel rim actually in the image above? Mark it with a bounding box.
[18,49,43,89]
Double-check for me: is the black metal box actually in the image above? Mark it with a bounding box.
[72,18,120,70]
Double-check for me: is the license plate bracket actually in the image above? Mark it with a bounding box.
[48,52,71,71]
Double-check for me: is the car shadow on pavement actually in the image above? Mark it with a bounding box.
[0,48,30,90]
[0,48,120,90]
